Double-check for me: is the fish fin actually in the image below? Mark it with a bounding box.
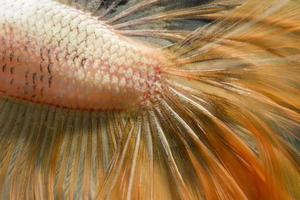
[0,99,210,199]
[1,0,300,199]
[0,98,131,199]
[107,0,244,46]
[160,0,300,199]
[58,0,244,45]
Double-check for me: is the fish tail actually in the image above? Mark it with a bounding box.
[154,0,300,199]
[98,0,300,198]
[0,0,299,199]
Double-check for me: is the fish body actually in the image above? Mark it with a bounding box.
[0,0,299,199]
[0,0,163,110]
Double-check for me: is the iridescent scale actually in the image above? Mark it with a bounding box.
[0,0,163,110]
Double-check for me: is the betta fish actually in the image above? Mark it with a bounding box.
[0,0,299,199]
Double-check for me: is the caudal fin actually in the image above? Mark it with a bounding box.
[0,0,299,199]
[159,0,300,199]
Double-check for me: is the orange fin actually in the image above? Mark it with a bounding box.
[0,0,299,199]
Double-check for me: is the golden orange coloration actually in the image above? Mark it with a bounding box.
[0,0,299,199]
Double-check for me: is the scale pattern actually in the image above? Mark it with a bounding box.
[0,0,163,110]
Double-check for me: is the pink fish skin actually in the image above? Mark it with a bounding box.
[0,0,164,110]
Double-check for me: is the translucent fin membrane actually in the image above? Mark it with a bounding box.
[0,0,299,199]
[59,0,244,45]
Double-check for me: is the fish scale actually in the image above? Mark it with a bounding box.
[0,0,163,110]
